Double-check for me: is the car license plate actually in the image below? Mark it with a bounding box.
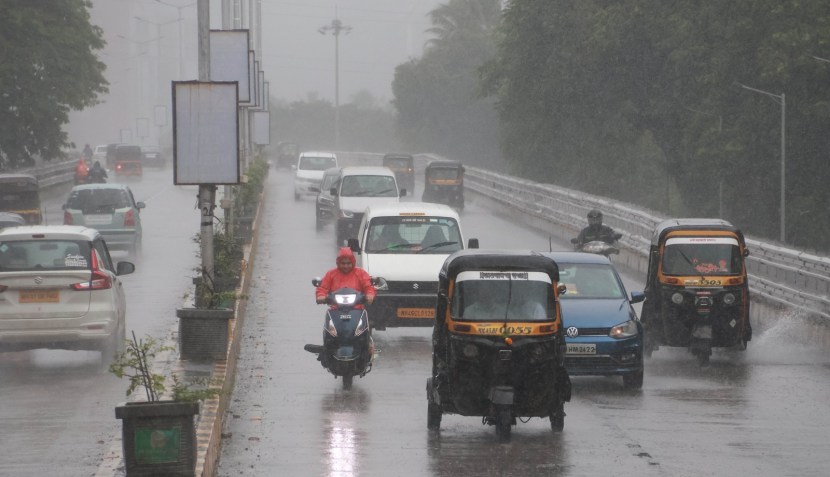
[85,214,112,225]
[567,343,596,355]
[19,290,60,304]
[396,308,435,319]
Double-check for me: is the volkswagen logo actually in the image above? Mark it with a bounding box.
[566,326,579,338]
[34,276,44,285]
[412,283,419,290]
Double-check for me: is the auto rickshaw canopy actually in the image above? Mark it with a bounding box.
[0,174,40,221]
[424,160,464,184]
[650,218,745,246]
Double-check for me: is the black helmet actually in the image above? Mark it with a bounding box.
[587,209,602,220]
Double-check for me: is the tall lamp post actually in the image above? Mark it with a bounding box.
[318,16,351,149]
[739,83,786,243]
[153,0,196,79]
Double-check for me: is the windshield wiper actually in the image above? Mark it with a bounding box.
[417,241,458,253]
[676,249,706,281]
[371,189,395,196]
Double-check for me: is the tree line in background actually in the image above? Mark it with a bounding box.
[393,0,830,252]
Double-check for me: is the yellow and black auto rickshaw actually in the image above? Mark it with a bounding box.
[427,250,571,442]
[113,145,143,180]
[382,153,415,193]
[422,160,464,211]
[0,174,42,224]
[641,219,751,366]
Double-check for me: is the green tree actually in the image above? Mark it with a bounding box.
[0,0,107,169]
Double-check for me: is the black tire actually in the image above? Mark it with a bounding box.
[315,211,323,231]
[495,405,512,443]
[696,350,710,367]
[129,238,142,260]
[342,374,353,390]
[427,403,442,430]
[550,402,565,432]
[623,370,644,389]
[100,320,125,370]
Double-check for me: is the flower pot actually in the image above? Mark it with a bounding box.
[115,401,199,477]
[176,307,234,361]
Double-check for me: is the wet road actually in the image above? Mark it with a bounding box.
[0,167,199,476]
[217,168,830,477]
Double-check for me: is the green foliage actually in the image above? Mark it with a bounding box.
[479,0,830,251]
[109,332,220,403]
[0,0,107,169]
[234,158,269,216]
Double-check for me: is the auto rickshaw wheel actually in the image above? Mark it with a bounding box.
[495,405,512,442]
[550,402,565,432]
[427,403,442,430]
[342,374,353,390]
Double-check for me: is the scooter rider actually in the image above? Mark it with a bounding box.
[316,247,376,306]
[575,209,619,247]
[88,161,108,183]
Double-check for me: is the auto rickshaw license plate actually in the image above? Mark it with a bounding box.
[566,343,596,355]
[19,290,60,303]
[397,308,435,319]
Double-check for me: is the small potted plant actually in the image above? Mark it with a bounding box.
[111,332,218,477]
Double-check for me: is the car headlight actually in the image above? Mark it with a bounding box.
[722,293,736,305]
[325,316,337,337]
[671,292,684,305]
[340,209,354,218]
[462,343,478,358]
[610,320,638,339]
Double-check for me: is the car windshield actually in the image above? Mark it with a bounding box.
[66,188,131,214]
[451,271,553,322]
[661,237,742,276]
[340,175,397,197]
[366,216,462,253]
[299,155,336,171]
[384,158,411,169]
[0,240,91,271]
[558,263,625,299]
[321,173,339,191]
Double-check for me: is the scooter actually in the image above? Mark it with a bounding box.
[570,233,623,258]
[304,279,378,390]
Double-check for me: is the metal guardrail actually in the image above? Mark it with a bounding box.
[462,164,830,321]
[13,156,78,188]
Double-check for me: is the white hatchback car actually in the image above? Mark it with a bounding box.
[0,226,134,365]
[293,151,338,200]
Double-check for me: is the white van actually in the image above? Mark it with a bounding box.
[293,152,338,200]
[332,166,404,245]
[348,202,478,330]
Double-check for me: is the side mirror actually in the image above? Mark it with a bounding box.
[330,187,338,196]
[630,291,645,304]
[136,202,146,209]
[291,165,297,171]
[743,248,750,257]
[570,238,579,244]
[309,185,320,193]
[61,204,66,210]
[347,238,360,253]
[614,233,623,240]
[400,188,407,197]
[467,238,479,249]
[116,261,135,276]
[371,276,388,291]
[312,277,322,287]
[558,284,567,295]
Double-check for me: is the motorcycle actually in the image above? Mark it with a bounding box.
[304,279,380,390]
[570,233,623,258]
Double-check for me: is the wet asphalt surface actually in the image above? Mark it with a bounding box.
[216,169,830,477]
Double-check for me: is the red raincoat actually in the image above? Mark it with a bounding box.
[316,247,376,305]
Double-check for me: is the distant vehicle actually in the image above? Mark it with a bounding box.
[422,160,465,211]
[114,151,143,180]
[0,225,135,366]
[541,251,645,389]
[92,144,108,163]
[276,141,300,168]
[293,151,338,200]
[0,174,42,225]
[330,166,403,246]
[382,153,415,193]
[140,146,166,168]
[0,212,25,230]
[347,202,478,330]
[104,143,125,168]
[63,184,145,258]
[310,167,341,231]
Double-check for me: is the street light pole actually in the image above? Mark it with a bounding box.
[739,83,786,243]
[154,0,196,79]
[319,16,351,150]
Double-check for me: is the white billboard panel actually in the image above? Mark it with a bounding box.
[252,111,270,145]
[209,30,250,103]
[173,81,240,185]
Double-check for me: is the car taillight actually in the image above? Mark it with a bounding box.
[64,211,73,225]
[124,209,135,227]
[116,163,123,170]
[71,249,112,290]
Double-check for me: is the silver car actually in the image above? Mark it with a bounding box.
[63,184,145,257]
[0,226,134,365]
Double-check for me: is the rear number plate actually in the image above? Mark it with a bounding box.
[85,214,112,225]
[567,343,596,355]
[397,308,435,319]
[19,290,60,303]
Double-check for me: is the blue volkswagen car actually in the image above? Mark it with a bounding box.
[541,252,645,389]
